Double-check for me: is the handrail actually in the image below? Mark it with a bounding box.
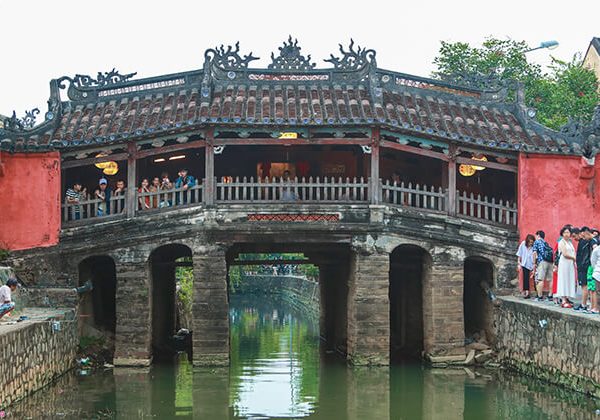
[62,178,517,227]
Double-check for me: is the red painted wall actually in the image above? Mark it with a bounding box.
[0,151,61,250]
[518,153,600,242]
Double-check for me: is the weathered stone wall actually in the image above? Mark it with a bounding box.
[496,297,600,397]
[0,313,77,408]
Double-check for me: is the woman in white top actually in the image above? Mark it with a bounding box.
[557,226,577,308]
[516,234,535,298]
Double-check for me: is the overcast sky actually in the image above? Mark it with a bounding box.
[0,0,597,117]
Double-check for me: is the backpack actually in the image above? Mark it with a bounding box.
[541,241,554,263]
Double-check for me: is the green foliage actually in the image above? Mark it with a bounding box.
[175,259,193,315]
[79,335,105,352]
[0,248,9,263]
[433,38,600,130]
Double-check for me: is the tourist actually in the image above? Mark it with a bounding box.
[114,180,126,213]
[557,226,577,308]
[175,168,197,204]
[138,178,151,210]
[94,178,111,216]
[591,238,600,313]
[150,177,161,208]
[0,278,18,320]
[532,230,554,301]
[160,172,173,207]
[65,182,84,220]
[281,170,297,201]
[574,226,593,311]
[516,234,535,298]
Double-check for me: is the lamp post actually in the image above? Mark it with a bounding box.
[524,40,559,53]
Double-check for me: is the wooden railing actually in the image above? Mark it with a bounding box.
[216,177,369,203]
[62,178,517,227]
[62,194,126,222]
[381,181,446,212]
[456,191,517,226]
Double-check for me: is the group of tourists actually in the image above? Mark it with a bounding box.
[517,226,600,312]
[65,169,197,218]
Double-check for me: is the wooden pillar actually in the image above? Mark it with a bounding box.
[126,142,137,218]
[447,146,457,216]
[370,128,381,204]
[204,130,215,205]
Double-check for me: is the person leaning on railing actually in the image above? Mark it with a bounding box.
[159,172,173,207]
[174,168,197,204]
[280,170,297,201]
[138,178,151,210]
[65,182,84,220]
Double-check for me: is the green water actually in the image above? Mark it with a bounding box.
[9,295,599,419]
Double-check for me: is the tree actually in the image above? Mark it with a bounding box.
[432,38,600,130]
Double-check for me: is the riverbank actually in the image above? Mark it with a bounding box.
[0,308,77,408]
[496,296,600,398]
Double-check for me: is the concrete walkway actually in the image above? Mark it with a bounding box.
[0,307,74,334]
[500,295,600,322]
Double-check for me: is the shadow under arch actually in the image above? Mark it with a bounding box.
[463,255,495,343]
[389,244,432,362]
[149,243,193,362]
[78,255,117,335]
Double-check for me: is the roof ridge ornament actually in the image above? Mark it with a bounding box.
[268,36,315,71]
[324,39,377,70]
[204,42,260,69]
[3,109,40,131]
[58,68,137,89]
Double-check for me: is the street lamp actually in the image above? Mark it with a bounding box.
[524,40,559,53]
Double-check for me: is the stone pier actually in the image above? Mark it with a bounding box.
[347,251,390,366]
[192,248,229,366]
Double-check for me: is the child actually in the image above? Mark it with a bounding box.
[591,239,600,313]
[587,263,598,313]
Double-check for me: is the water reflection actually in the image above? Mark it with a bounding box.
[8,295,600,419]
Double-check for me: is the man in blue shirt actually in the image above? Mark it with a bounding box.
[174,168,197,204]
[532,230,554,301]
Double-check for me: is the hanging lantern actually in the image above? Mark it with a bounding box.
[94,153,112,169]
[102,161,119,176]
[471,154,488,171]
[459,164,477,177]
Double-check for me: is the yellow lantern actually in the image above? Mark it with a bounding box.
[459,164,477,177]
[471,154,487,171]
[102,161,119,176]
[94,153,112,169]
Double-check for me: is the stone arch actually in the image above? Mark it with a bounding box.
[149,243,193,362]
[78,255,117,335]
[463,255,495,344]
[389,244,432,361]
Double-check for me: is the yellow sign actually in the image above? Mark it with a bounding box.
[278,132,298,139]
[459,164,477,177]
[471,155,488,171]
[102,161,119,176]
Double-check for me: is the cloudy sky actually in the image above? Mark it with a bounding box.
[0,0,597,117]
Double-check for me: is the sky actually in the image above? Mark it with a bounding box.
[0,0,598,117]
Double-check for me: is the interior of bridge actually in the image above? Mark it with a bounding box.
[78,255,117,340]
[464,257,495,344]
[150,244,193,362]
[389,245,429,362]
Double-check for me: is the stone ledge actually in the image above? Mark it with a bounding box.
[113,357,152,367]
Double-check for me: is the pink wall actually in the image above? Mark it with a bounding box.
[0,151,61,251]
[518,153,600,242]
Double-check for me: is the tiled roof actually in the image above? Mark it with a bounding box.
[0,39,590,155]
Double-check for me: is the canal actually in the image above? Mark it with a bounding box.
[8,295,599,419]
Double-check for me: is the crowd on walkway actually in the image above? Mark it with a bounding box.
[517,226,600,312]
[65,168,197,219]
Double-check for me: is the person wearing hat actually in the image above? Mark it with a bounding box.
[94,178,112,216]
[174,168,197,204]
[0,278,18,320]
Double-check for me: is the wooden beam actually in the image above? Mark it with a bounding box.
[380,140,450,161]
[370,128,381,204]
[62,152,129,169]
[212,137,372,146]
[126,142,137,218]
[204,129,215,205]
[447,147,457,216]
[456,156,517,173]
[135,140,206,160]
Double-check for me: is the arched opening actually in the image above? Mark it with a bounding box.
[389,245,430,362]
[463,256,494,344]
[78,256,117,335]
[150,244,193,362]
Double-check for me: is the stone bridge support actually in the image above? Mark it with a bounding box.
[347,250,390,366]
[113,258,153,366]
[423,246,466,358]
[192,247,229,366]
